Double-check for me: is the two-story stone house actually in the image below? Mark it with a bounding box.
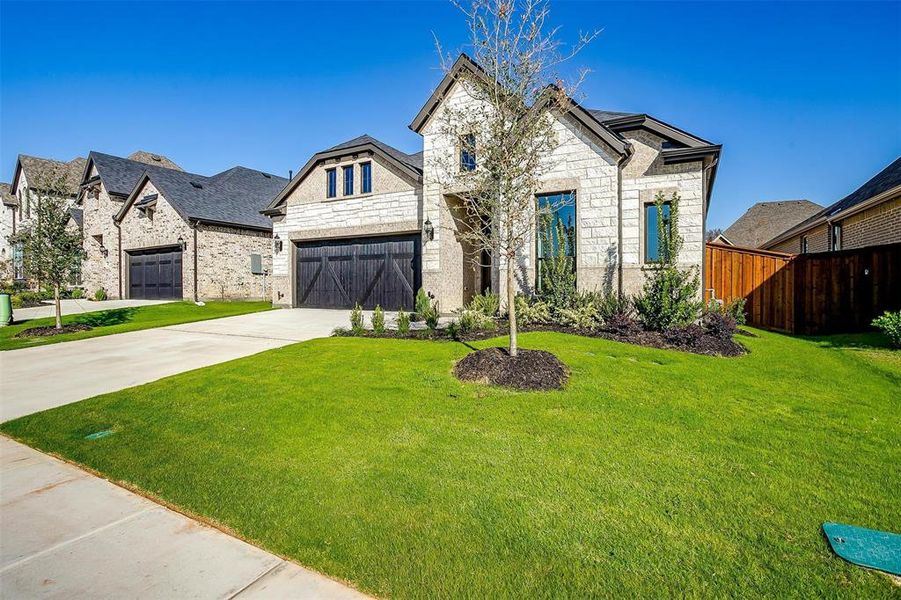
[264,54,721,311]
[79,150,286,300]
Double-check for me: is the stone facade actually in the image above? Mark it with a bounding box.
[117,180,272,300]
[81,162,126,298]
[270,152,422,307]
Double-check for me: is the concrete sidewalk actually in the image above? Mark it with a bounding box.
[12,298,172,321]
[0,437,368,599]
[0,308,348,422]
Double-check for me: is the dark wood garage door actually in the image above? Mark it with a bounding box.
[295,235,421,310]
[128,247,183,300]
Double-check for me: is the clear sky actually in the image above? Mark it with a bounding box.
[1,1,898,229]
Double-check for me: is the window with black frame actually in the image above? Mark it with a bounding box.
[460,134,476,172]
[644,201,672,263]
[536,192,576,291]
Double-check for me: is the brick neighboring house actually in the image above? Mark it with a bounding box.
[764,156,901,254]
[109,161,287,300]
[3,154,86,282]
[264,54,722,311]
[1,183,16,278]
[719,200,823,248]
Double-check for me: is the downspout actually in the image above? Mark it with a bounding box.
[701,156,719,302]
[117,221,122,299]
[192,221,199,302]
[616,154,627,297]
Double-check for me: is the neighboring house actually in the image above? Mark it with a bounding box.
[113,165,286,300]
[720,200,823,249]
[264,54,721,311]
[764,156,901,254]
[1,183,17,279]
[5,154,86,282]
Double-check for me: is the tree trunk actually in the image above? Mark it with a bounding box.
[54,283,62,330]
[506,254,518,357]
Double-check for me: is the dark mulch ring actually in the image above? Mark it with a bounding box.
[15,324,92,338]
[454,347,569,391]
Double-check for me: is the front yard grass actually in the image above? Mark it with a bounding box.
[0,301,273,350]
[2,330,899,597]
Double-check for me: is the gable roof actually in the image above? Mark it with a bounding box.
[127,151,183,172]
[0,183,16,207]
[68,207,83,229]
[263,134,422,214]
[763,156,901,248]
[14,155,86,197]
[82,151,181,198]
[116,165,287,231]
[722,200,823,249]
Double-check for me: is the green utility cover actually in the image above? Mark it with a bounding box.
[823,522,901,576]
[84,429,114,441]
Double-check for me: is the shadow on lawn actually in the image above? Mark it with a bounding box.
[71,307,140,328]
[804,331,894,351]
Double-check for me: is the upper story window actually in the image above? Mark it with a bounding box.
[645,201,672,263]
[831,222,842,252]
[801,235,809,253]
[460,134,476,172]
[361,162,372,194]
[343,165,354,196]
[536,192,576,291]
[326,168,337,198]
[12,242,24,280]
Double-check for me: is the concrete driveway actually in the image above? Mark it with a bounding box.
[0,308,348,422]
[0,437,368,599]
[12,298,172,321]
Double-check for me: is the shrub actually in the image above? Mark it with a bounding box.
[371,305,385,334]
[458,309,497,333]
[10,295,23,309]
[396,308,411,335]
[514,294,551,326]
[350,302,365,334]
[467,290,500,318]
[557,303,599,330]
[702,310,737,341]
[723,298,746,326]
[413,288,431,322]
[423,299,440,330]
[663,324,706,348]
[70,287,84,300]
[445,320,461,340]
[872,310,901,348]
[596,292,633,324]
[634,266,702,331]
[94,287,108,302]
[603,312,640,336]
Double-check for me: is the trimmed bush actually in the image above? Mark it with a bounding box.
[514,294,551,326]
[350,303,364,334]
[70,287,84,300]
[596,292,633,324]
[414,288,431,322]
[702,310,737,341]
[872,310,901,348]
[423,300,440,330]
[94,287,108,302]
[371,305,385,335]
[458,309,497,333]
[467,291,500,318]
[396,308,411,335]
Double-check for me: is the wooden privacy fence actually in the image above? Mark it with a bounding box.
[704,242,901,335]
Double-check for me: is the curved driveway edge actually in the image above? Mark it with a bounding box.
[0,309,348,422]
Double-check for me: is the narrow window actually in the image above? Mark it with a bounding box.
[326,168,337,198]
[831,223,842,251]
[460,134,476,172]
[801,235,808,253]
[13,242,24,280]
[343,165,354,196]
[644,201,672,263]
[536,192,576,291]
[361,162,372,194]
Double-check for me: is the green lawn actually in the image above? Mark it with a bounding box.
[2,330,899,597]
[0,301,273,350]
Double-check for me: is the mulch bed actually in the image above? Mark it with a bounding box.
[16,324,92,338]
[454,347,569,391]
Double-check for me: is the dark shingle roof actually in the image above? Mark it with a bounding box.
[327,134,423,174]
[764,156,901,247]
[1,183,16,206]
[139,165,287,230]
[88,151,180,197]
[68,207,83,228]
[586,109,639,123]
[18,155,86,196]
[723,200,824,248]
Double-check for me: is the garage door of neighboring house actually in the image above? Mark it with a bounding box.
[295,235,421,310]
[128,247,183,300]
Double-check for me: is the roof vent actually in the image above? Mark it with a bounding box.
[261,173,271,179]
[151,154,162,161]
[190,181,203,189]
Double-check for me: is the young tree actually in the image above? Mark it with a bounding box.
[434,0,598,356]
[17,172,83,329]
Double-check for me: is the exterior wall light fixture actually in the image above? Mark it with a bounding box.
[423,218,434,241]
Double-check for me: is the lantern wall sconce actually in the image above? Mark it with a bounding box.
[274,234,283,253]
[423,218,434,241]
[177,235,187,251]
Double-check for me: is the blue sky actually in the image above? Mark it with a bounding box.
[1,1,898,229]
